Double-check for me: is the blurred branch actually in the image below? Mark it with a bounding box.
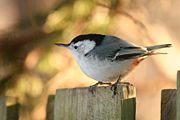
[96,2,153,41]
[0,74,14,95]
[17,0,75,31]
[53,0,74,11]
[0,29,62,94]
[97,2,146,29]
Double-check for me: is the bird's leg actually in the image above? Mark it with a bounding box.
[111,76,121,95]
[111,77,133,96]
[89,81,112,94]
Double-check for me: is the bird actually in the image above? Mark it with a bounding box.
[55,33,171,95]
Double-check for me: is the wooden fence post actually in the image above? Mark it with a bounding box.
[161,71,180,120]
[53,84,136,120]
[0,96,7,120]
[0,96,19,120]
[46,95,55,120]
[161,89,176,120]
[177,71,180,120]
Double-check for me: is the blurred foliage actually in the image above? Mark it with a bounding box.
[0,0,121,119]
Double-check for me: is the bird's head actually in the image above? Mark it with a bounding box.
[55,34,105,57]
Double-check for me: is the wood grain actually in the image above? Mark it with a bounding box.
[177,71,180,120]
[0,96,7,120]
[54,84,136,120]
[46,95,55,120]
[0,96,19,120]
[161,89,176,120]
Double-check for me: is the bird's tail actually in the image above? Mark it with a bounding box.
[146,44,172,51]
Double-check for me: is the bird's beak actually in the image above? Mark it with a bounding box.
[54,43,69,47]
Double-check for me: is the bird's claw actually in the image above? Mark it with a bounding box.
[89,82,112,95]
[111,82,119,96]
[88,84,97,95]
[111,82,133,96]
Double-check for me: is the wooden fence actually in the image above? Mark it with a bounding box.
[0,96,19,120]
[0,71,180,120]
[52,84,136,120]
[160,71,180,120]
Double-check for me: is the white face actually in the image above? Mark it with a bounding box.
[68,40,96,57]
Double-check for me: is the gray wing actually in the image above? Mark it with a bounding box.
[87,35,147,61]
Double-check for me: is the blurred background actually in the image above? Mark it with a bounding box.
[0,0,179,120]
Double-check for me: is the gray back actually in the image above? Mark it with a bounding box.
[87,35,139,60]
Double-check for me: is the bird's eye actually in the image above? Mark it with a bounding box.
[74,46,78,49]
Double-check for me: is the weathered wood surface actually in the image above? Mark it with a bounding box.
[177,71,180,120]
[161,89,176,120]
[0,96,19,120]
[46,95,55,120]
[7,104,19,120]
[54,84,136,120]
[0,96,6,120]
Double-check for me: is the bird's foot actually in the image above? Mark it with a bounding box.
[111,82,119,96]
[89,84,98,95]
[111,81,133,96]
[89,82,112,94]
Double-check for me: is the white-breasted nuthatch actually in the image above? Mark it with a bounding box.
[55,34,171,94]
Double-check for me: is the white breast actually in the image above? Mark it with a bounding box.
[76,56,134,82]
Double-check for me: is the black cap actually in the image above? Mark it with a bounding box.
[71,34,105,46]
